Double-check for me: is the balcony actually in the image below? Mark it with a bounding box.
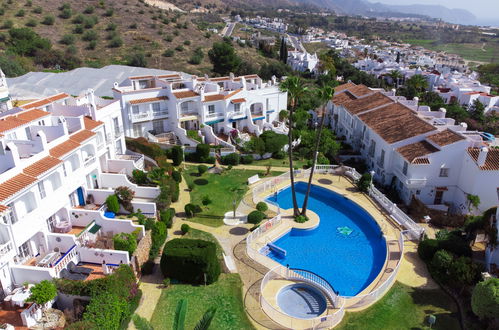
[116,153,144,170]
[131,111,169,122]
[206,112,223,119]
[0,240,14,260]
[394,167,427,188]
[114,126,123,138]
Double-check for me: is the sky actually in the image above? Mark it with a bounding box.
[371,0,499,23]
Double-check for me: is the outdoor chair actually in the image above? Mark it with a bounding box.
[68,261,93,275]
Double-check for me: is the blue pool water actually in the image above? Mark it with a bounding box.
[276,283,327,318]
[265,182,387,296]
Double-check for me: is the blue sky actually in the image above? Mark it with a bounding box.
[371,0,498,22]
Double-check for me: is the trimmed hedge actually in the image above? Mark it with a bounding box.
[241,155,253,164]
[160,208,175,228]
[150,221,167,258]
[418,235,472,262]
[248,210,265,224]
[256,202,268,212]
[221,152,240,165]
[181,223,190,234]
[160,239,220,284]
[171,170,182,183]
[171,146,183,166]
[185,203,201,218]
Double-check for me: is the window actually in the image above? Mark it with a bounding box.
[439,168,449,177]
[131,105,140,114]
[402,161,408,175]
[368,140,376,157]
[38,182,46,199]
[152,102,161,114]
[181,102,189,113]
[138,80,150,89]
[62,163,67,177]
[6,132,17,140]
[497,188,499,200]
[113,117,120,136]
[133,123,142,137]
[208,105,215,114]
[234,103,241,112]
[379,149,385,167]
[115,140,123,155]
[153,120,163,134]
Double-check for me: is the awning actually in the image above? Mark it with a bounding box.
[0,96,10,103]
[252,116,265,121]
[266,109,275,113]
[231,98,246,104]
[205,119,224,125]
[228,116,247,122]
[88,223,102,234]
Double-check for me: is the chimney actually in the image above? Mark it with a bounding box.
[478,147,488,167]
[229,72,235,81]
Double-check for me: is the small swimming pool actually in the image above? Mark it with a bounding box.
[265,182,387,296]
[276,283,327,319]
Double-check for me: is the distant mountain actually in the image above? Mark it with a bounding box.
[289,0,477,25]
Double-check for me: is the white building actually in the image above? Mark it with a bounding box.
[287,51,320,74]
[112,73,288,148]
[330,82,498,214]
[0,68,12,113]
[0,71,159,306]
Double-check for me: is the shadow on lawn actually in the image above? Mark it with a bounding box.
[194,179,209,185]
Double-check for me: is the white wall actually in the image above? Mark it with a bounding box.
[99,173,160,199]
[78,247,129,265]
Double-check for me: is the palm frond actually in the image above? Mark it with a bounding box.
[173,299,188,330]
[193,307,217,330]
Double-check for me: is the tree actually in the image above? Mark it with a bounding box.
[128,53,147,67]
[301,84,335,216]
[279,76,309,216]
[171,146,183,166]
[356,172,372,192]
[470,99,486,123]
[471,278,499,320]
[194,307,217,330]
[28,280,57,310]
[389,70,403,88]
[406,74,428,95]
[208,42,241,75]
[7,27,51,56]
[247,136,266,157]
[115,186,135,212]
[106,194,120,213]
[395,51,401,63]
[318,53,336,76]
[467,194,481,213]
[279,37,288,63]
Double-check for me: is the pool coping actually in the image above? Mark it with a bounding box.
[250,175,403,309]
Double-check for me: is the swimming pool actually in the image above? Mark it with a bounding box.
[265,182,387,296]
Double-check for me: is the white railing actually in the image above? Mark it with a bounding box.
[287,268,341,307]
[340,231,406,309]
[260,265,346,329]
[246,214,283,260]
[53,244,77,275]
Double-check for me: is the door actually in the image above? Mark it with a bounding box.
[232,122,237,129]
[434,190,444,204]
[77,187,85,206]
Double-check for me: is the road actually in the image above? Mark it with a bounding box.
[222,22,236,37]
[286,34,306,52]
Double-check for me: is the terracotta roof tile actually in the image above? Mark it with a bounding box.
[203,89,242,102]
[0,117,28,134]
[129,96,168,105]
[69,130,96,143]
[209,77,229,82]
[334,82,357,92]
[157,74,181,79]
[129,75,154,80]
[359,103,436,144]
[15,109,50,122]
[0,205,8,213]
[0,109,51,134]
[173,91,199,99]
[397,140,439,163]
[413,158,431,165]
[22,93,69,110]
[343,92,393,115]
[231,98,246,103]
[427,129,465,147]
[348,84,374,97]
[83,117,104,131]
[332,91,357,105]
[467,148,499,171]
[49,139,81,158]
[23,156,62,178]
[0,173,37,202]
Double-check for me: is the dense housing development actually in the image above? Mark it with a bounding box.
[330,82,499,214]
[112,73,288,148]
[0,70,159,320]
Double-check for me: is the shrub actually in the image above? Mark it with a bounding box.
[202,195,211,205]
[256,202,268,212]
[60,34,75,45]
[171,146,183,166]
[160,239,220,284]
[160,208,175,228]
[73,25,84,34]
[171,170,182,183]
[83,292,127,329]
[16,9,26,17]
[164,35,173,42]
[221,153,240,165]
[273,150,286,159]
[132,169,149,185]
[356,173,372,192]
[84,5,95,14]
[189,54,203,65]
[181,223,190,234]
[33,7,43,14]
[295,215,308,223]
[150,221,167,258]
[471,278,499,320]
[72,14,84,24]
[28,280,57,306]
[113,232,138,255]
[87,40,97,50]
[25,19,37,27]
[104,8,114,17]
[41,15,55,25]
[175,45,184,52]
[248,210,265,224]
[108,36,123,48]
[241,155,253,164]
[438,234,472,258]
[115,186,135,212]
[163,49,174,57]
[417,239,440,261]
[126,137,164,160]
[431,249,454,281]
[106,194,120,213]
[185,203,200,218]
[106,22,117,31]
[82,30,98,41]
[198,164,208,175]
[129,23,137,29]
[162,278,170,288]
[59,8,72,19]
[184,40,191,45]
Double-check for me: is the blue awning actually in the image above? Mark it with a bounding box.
[228,116,247,122]
[0,96,10,103]
[205,119,224,125]
[266,110,275,113]
[252,116,265,121]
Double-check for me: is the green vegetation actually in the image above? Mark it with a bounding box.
[183,167,270,227]
[150,274,254,330]
[471,278,499,320]
[105,194,120,213]
[28,280,57,307]
[160,239,220,284]
[356,173,372,193]
[113,232,138,255]
[337,282,460,330]
[247,210,265,224]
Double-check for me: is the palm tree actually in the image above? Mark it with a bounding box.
[407,74,428,94]
[173,299,217,330]
[389,70,403,89]
[279,76,308,217]
[301,84,335,216]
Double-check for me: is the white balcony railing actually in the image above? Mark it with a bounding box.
[0,241,14,259]
[394,167,427,188]
[84,156,96,166]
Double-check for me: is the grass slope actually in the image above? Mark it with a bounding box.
[337,282,460,330]
[183,167,279,227]
[150,273,254,330]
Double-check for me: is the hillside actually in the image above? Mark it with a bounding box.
[0,0,279,77]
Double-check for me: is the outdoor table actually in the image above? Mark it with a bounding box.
[37,252,59,267]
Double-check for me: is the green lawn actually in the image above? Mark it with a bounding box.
[183,167,281,227]
[336,282,460,330]
[404,39,499,64]
[251,157,309,169]
[150,273,254,330]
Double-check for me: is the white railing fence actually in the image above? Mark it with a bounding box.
[246,214,282,261]
[260,265,346,329]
